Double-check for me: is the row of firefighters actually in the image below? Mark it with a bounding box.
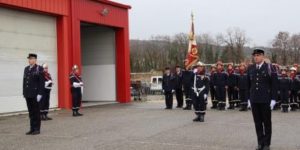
[162,61,300,122]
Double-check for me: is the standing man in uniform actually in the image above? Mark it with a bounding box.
[23,53,44,135]
[40,63,53,120]
[247,49,278,150]
[212,61,228,110]
[174,66,184,108]
[192,62,209,122]
[162,67,175,109]
[70,65,84,116]
[227,63,238,110]
[210,65,217,109]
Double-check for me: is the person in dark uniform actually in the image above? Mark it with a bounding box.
[182,67,195,110]
[247,49,278,150]
[234,65,241,107]
[289,67,300,111]
[192,62,209,122]
[174,66,184,108]
[273,64,282,110]
[294,64,300,109]
[162,67,175,109]
[237,63,249,111]
[278,67,291,113]
[210,65,218,109]
[70,65,84,116]
[23,53,44,135]
[227,63,238,110]
[212,61,228,110]
[40,63,53,120]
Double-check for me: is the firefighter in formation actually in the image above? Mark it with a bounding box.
[191,62,209,122]
[70,65,84,116]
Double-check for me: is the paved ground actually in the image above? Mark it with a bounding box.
[1,100,300,150]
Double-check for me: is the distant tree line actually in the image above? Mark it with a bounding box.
[130,28,300,72]
[270,32,300,65]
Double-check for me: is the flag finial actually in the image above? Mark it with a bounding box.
[191,12,194,21]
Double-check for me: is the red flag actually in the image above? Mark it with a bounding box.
[184,13,199,70]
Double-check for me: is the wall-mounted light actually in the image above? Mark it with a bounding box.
[100,8,109,16]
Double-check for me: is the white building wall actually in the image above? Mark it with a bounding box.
[0,7,58,113]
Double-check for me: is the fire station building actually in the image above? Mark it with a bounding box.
[0,0,131,113]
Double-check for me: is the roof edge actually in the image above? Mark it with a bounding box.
[93,0,131,9]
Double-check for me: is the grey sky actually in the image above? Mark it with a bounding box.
[115,0,300,47]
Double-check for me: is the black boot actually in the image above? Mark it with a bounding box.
[199,114,205,122]
[72,110,77,117]
[235,102,240,108]
[45,113,52,120]
[31,130,40,135]
[41,113,46,121]
[211,102,217,109]
[227,104,234,110]
[193,115,200,122]
[76,110,83,116]
[26,130,33,135]
[183,101,192,110]
[239,105,247,111]
[291,105,296,111]
[284,107,288,113]
[218,103,225,110]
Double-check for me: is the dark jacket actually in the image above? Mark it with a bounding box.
[291,76,300,91]
[173,71,183,90]
[162,74,174,92]
[23,65,45,98]
[182,70,194,87]
[192,74,210,96]
[212,71,228,87]
[227,73,238,87]
[237,73,248,90]
[247,63,278,103]
[70,73,83,94]
[278,76,291,91]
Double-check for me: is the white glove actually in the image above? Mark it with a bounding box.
[45,80,52,87]
[171,90,175,93]
[270,100,276,110]
[247,100,251,108]
[37,95,42,102]
[193,69,198,73]
[79,82,84,86]
[204,94,207,99]
[162,90,165,94]
[73,82,81,88]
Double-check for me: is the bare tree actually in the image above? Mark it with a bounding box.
[220,27,248,63]
[289,33,300,64]
[271,32,290,65]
